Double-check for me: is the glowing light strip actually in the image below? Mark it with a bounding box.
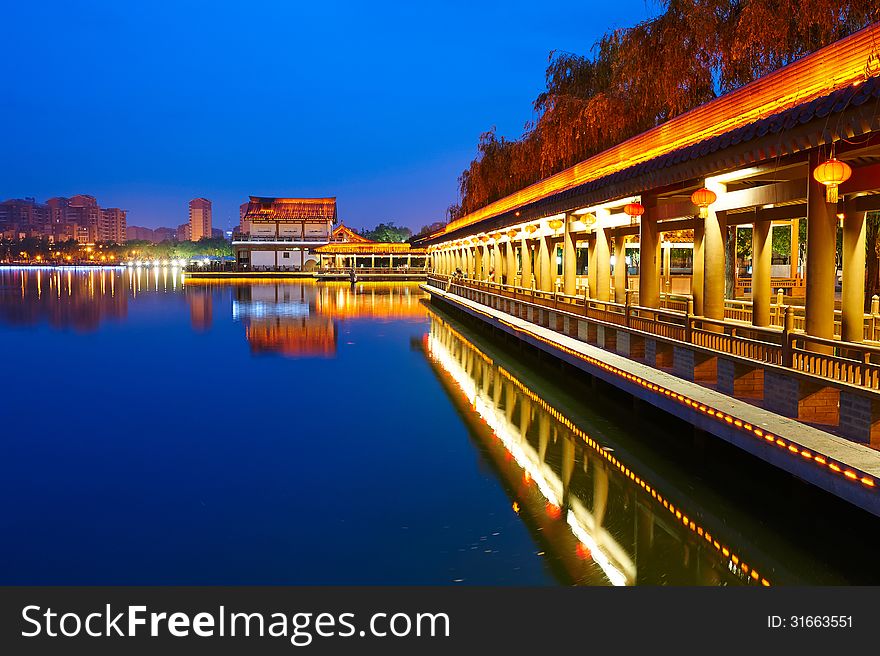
[438,280,877,497]
[432,23,880,240]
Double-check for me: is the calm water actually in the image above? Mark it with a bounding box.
[1,266,879,585]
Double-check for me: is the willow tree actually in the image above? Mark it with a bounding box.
[453,0,877,217]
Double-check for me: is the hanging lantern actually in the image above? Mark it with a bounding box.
[690,187,717,219]
[547,218,564,231]
[506,229,519,240]
[813,157,852,203]
[581,212,597,227]
[624,201,645,224]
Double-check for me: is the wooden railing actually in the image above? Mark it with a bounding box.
[735,275,805,297]
[318,267,428,274]
[428,274,880,391]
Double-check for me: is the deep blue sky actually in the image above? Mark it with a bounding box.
[1,1,657,232]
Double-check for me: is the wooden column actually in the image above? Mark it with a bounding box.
[587,235,597,298]
[752,219,771,327]
[703,187,726,320]
[475,245,483,280]
[595,225,611,301]
[790,219,800,278]
[563,215,577,295]
[521,236,532,287]
[538,234,552,291]
[497,242,506,282]
[805,151,836,351]
[613,234,627,302]
[638,200,661,308]
[506,239,517,285]
[662,242,671,293]
[842,209,867,342]
[482,243,490,280]
[692,217,705,315]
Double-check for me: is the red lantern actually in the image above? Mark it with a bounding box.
[813,157,852,203]
[624,202,644,224]
[690,187,717,219]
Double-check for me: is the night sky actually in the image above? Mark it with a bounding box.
[1,1,655,232]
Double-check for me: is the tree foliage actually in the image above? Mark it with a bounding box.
[452,0,877,218]
[360,222,412,242]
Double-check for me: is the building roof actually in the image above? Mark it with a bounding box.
[330,223,370,242]
[244,197,337,222]
[416,22,880,246]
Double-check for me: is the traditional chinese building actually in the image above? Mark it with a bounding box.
[315,224,427,274]
[233,197,337,271]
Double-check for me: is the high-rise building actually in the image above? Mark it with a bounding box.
[1,194,127,243]
[189,198,212,242]
[0,198,51,238]
[100,207,127,243]
[66,195,101,243]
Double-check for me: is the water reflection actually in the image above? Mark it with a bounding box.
[425,308,774,586]
[214,280,425,358]
[0,267,186,332]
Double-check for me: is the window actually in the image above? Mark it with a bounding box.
[282,252,290,258]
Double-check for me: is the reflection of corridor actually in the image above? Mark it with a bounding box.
[425,309,773,586]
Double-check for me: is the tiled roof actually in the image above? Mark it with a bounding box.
[418,74,880,245]
[244,197,337,222]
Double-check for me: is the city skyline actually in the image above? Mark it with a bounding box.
[0,1,654,232]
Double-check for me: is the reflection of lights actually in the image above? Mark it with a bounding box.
[566,511,626,586]
[427,309,778,586]
[428,331,630,586]
[576,543,592,560]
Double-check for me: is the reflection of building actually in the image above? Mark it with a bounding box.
[186,287,213,331]
[232,283,336,357]
[224,280,427,357]
[189,198,212,242]
[0,268,128,332]
[424,308,792,586]
[315,281,425,321]
[233,197,337,271]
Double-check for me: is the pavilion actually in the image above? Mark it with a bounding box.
[315,224,427,274]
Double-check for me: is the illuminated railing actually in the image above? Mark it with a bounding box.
[317,267,428,275]
[428,274,880,391]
